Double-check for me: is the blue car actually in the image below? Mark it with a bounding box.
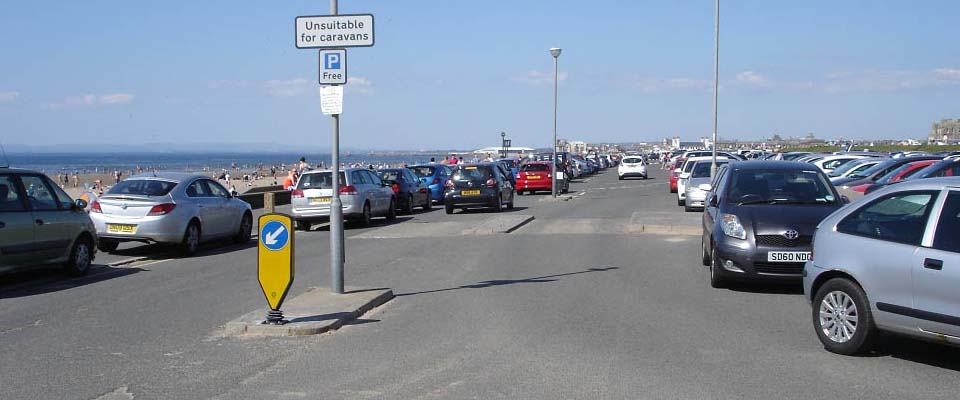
[409,164,452,203]
[497,158,520,180]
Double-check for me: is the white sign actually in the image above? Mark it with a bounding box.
[295,14,374,49]
[320,86,343,115]
[319,49,347,85]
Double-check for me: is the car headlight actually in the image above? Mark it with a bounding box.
[721,213,747,240]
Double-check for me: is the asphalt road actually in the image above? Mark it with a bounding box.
[2,167,959,400]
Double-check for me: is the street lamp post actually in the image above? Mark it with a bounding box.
[501,131,506,158]
[550,47,562,198]
[710,0,720,178]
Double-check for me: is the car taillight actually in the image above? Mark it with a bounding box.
[90,201,102,213]
[390,183,400,193]
[147,203,176,216]
[291,189,304,198]
[432,178,440,185]
[419,188,429,193]
[485,178,497,186]
[340,185,358,195]
[445,180,454,188]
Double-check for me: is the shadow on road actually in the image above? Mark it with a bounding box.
[453,206,529,214]
[0,265,146,299]
[304,216,415,232]
[723,282,804,295]
[395,267,620,297]
[848,334,960,372]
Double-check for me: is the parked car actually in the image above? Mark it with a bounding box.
[90,172,252,256]
[617,156,648,180]
[803,177,960,354]
[0,167,97,276]
[444,163,515,213]
[409,164,452,204]
[827,157,886,183]
[377,168,431,214]
[684,159,730,212]
[678,156,729,206]
[832,156,942,188]
[811,155,873,173]
[854,159,941,196]
[701,161,845,288]
[291,168,396,230]
[669,158,683,193]
[496,158,520,180]
[516,161,568,195]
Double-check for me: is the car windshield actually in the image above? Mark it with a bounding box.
[377,170,401,182]
[498,160,518,168]
[848,159,894,178]
[829,159,871,177]
[522,163,550,172]
[876,163,924,184]
[727,169,836,205]
[105,179,176,196]
[410,166,436,178]
[297,172,346,189]
[691,161,727,178]
[452,166,492,181]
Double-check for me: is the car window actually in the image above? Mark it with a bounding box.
[20,175,61,211]
[453,166,492,181]
[186,180,211,197]
[377,170,400,183]
[351,171,368,185]
[108,179,177,196]
[410,166,436,178]
[405,170,418,183]
[933,191,960,253]
[726,169,836,205]
[622,157,644,164]
[691,161,728,178]
[0,175,26,211]
[837,190,938,246]
[49,180,75,209]
[362,170,382,186]
[204,180,230,198]
[522,164,550,172]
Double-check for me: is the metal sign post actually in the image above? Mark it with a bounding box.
[296,1,374,295]
[258,214,295,324]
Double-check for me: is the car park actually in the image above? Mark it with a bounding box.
[827,157,885,183]
[444,163,515,213]
[377,168,432,214]
[803,177,960,354]
[90,172,252,256]
[701,161,845,288]
[0,167,97,276]
[832,156,941,188]
[292,168,396,229]
[516,161,567,195]
[854,159,940,196]
[684,159,730,211]
[617,156,648,180]
[409,164,452,204]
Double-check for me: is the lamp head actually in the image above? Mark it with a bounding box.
[549,48,562,58]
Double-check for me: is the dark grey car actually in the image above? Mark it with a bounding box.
[701,161,845,288]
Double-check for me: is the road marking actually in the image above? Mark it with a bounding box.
[107,257,149,267]
[132,259,173,268]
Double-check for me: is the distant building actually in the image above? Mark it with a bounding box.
[930,119,960,144]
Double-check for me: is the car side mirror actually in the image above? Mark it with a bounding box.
[698,184,712,192]
[74,199,88,210]
[841,195,850,204]
[708,195,719,207]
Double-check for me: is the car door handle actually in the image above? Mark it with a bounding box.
[924,258,943,271]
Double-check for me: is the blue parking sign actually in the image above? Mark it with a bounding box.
[325,53,341,69]
[319,49,347,85]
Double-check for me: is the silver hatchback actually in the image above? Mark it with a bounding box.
[804,177,960,354]
[89,172,253,256]
[291,168,396,230]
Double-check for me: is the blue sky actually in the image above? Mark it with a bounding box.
[1,0,958,151]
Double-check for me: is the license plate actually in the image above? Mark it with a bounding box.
[107,224,137,234]
[527,176,541,180]
[767,251,811,262]
[461,190,481,196]
[309,197,332,204]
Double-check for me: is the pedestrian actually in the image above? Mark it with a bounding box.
[114,170,122,184]
[298,157,311,172]
[429,157,436,164]
[282,169,297,190]
[72,172,79,188]
[448,154,458,165]
[482,153,493,162]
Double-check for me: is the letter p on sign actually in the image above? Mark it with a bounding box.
[325,53,341,69]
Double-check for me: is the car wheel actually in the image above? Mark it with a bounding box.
[813,278,877,355]
[404,194,415,215]
[63,236,93,276]
[684,205,693,212]
[181,222,201,257]
[710,246,726,288]
[385,199,397,221]
[618,176,624,180]
[361,202,373,225]
[234,212,252,243]
[423,195,432,210]
[494,194,503,213]
[517,190,524,196]
[97,239,120,253]
[445,204,454,214]
[701,238,711,266]
[507,193,515,209]
[678,198,685,207]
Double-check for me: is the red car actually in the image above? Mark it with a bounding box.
[516,161,564,195]
[849,159,938,193]
[669,158,685,193]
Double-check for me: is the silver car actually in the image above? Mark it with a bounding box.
[291,168,396,230]
[89,172,253,256]
[684,160,729,211]
[804,177,960,354]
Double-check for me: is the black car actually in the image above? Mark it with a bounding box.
[701,161,846,288]
[443,163,515,214]
[832,155,941,187]
[377,168,431,214]
[865,158,960,195]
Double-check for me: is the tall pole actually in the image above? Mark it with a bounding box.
[710,0,719,178]
[329,0,344,294]
[551,53,559,198]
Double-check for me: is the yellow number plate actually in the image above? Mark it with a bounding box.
[460,190,481,196]
[309,197,332,204]
[106,224,137,234]
[527,176,541,179]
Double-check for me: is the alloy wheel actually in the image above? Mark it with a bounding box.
[819,291,859,343]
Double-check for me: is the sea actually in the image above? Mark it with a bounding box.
[3,152,452,174]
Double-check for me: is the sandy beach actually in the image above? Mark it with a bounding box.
[58,170,283,200]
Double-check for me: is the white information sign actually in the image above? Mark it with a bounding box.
[320,86,343,115]
[296,14,375,49]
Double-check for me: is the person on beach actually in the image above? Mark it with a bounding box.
[72,172,79,188]
[448,154,458,165]
[429,157,436,164]
[282,169,297,190]
[298,157,311,172]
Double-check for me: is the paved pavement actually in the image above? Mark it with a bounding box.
[2,167,959,399]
